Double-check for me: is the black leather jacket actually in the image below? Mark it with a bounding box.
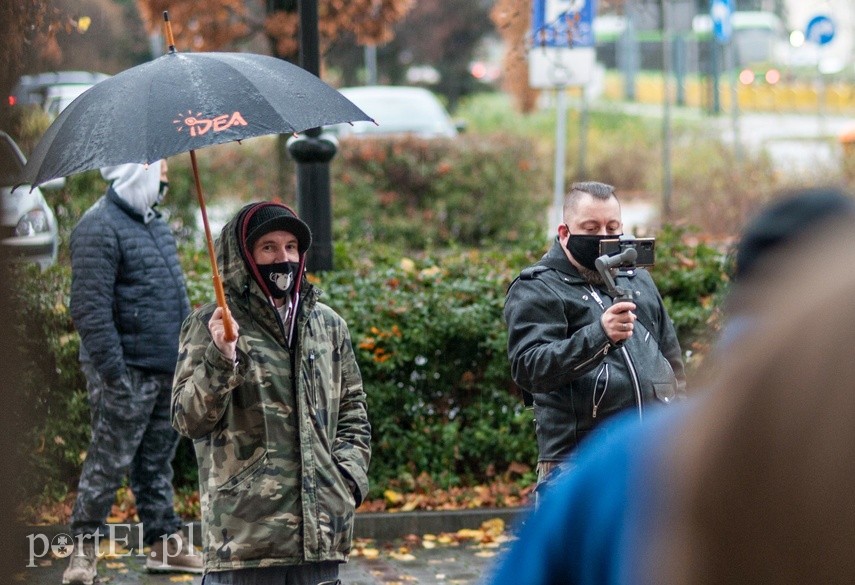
[504,240,686,461]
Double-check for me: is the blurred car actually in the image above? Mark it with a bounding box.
[9,71,110,119]
[330,85,464,139]
[0,131,61,269]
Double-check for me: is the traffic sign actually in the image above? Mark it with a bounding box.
[530,0,595,48]
[710,0,734,44]
[805,14,835,46]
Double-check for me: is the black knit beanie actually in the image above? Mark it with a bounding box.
[244,203,312,254]
[735,187,855,280]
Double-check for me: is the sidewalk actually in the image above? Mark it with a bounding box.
[15,509,524,585]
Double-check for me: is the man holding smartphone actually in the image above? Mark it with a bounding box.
[504,181,685,498]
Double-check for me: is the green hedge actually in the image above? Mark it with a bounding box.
[12,229,726,503]
[332,135,552,248]
[9,129,729,506]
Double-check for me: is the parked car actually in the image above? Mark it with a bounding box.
[330,85,464,139]
[9,70,110,118]
[0,132,61,269]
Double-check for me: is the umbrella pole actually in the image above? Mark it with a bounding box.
[190,149,237,341]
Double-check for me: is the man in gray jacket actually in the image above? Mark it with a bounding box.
[504,181,685,497]
[63,161,199,585]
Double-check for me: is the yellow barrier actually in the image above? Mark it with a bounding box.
[601,73,855,114]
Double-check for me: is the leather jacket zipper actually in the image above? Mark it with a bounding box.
[588,285,643,420]
[573,343,611,371]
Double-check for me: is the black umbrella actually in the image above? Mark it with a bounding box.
[22,14,372,340]
[22,53,372,186]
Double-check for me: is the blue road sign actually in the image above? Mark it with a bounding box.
[710,0,734,44]
[805,14,835,46]
[530,0,596,49]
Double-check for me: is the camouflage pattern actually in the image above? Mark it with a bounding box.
[72,363,182,544]
[172,210,371,572]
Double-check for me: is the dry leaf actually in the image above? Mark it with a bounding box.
[362,548,380,559]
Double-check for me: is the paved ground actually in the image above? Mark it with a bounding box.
[14,515,520,585]
[16,538,510,585]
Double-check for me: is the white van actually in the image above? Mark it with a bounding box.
[11,71,110,119]
[43,84,95,119]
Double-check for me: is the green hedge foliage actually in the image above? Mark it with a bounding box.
[10,130,728,505]
[332,135,552,248]
[12,231,726,503]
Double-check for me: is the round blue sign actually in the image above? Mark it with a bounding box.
[806,14,835,46]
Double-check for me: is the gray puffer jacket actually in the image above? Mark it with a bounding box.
[70,186,190,381]
[504,240,686,461]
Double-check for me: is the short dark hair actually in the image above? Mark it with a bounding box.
[564,181,617,219]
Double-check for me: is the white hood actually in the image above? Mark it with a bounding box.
[100,162,162,222]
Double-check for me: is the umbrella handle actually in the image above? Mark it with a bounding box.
[190,150,238,342]
[163,11,176,53]
[212,272,237,342]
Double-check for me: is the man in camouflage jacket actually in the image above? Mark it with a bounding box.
[172,202,371,583]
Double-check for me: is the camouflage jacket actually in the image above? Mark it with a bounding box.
[172,213,371,572]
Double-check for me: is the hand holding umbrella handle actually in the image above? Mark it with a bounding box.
[212,272,237,342]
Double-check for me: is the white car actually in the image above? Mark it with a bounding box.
[0,132,61,269]
[331,86,463,139]
[11,71,110,119]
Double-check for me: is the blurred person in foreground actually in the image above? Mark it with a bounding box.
[64,161,198,585]
[503,181,685,498]
[488,186,855,585]
[172,202,371,585]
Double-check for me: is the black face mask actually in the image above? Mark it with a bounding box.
[565,233,615,270]
[256,261,300,299]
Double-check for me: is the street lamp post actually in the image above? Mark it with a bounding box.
[287,0,338,271]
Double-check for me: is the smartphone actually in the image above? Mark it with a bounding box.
[599,237,656,267]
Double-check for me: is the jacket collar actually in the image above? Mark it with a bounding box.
[540,238,588,283]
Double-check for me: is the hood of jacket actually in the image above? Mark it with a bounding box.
[100,162,162,223]
[217,202,311,322]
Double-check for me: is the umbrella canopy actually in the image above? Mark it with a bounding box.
[21,45,372,342]
[21,51,372,186]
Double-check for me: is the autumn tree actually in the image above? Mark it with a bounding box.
[53,0,151,73]
[490,0,538,114]
[135,0,414,62]
[381,0,496,109]
[1,0,67,126]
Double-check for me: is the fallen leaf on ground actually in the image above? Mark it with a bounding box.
[455,528,484,540]
[361,548,380,559]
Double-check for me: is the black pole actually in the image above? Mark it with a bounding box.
[289,0,337,271]
[711,37,721,114]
